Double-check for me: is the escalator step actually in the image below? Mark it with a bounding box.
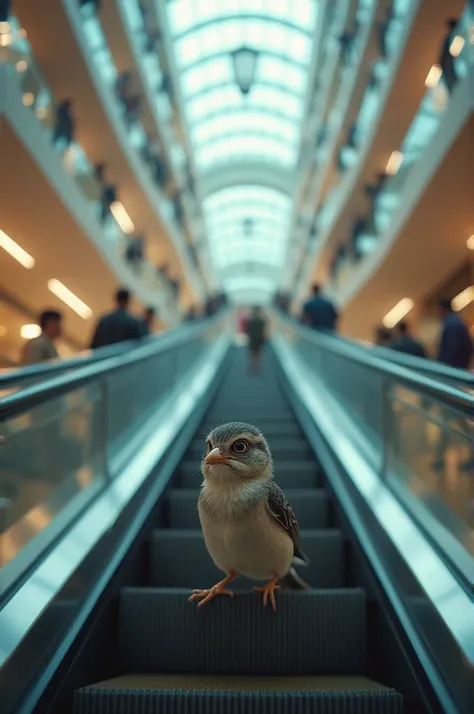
[188,439,313,461]
[167,489,330,530]
[75,675,403,713]
[179,461,320,489]
[149,530,343,588]
[118,589,366,674]
[196,422,304,438]
[205,411,296,423]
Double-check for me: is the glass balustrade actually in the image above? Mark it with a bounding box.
[0,315,227,594]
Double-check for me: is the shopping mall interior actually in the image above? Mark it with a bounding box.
[0,1,473,713]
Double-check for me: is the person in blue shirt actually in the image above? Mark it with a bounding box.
[437,298,472,369]
[302,284,339,332]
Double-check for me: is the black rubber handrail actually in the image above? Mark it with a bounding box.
[0,315,223,420]
[274,312,473,416]
[0,320,207,389]
[354,340,474,389]
[277,311,473,390]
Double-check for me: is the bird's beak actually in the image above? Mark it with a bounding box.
[205,448,231,465]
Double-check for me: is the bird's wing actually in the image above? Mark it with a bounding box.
[264,480,308,563]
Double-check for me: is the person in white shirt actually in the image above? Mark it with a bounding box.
[21,310,62,366]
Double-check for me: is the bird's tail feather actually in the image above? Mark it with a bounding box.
[279,567,310,590]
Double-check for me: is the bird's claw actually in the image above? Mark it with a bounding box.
[188,584,234,608]
[254,577,281,611]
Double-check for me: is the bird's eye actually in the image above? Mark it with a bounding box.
[232,439,249,454]
[207,441,212,453]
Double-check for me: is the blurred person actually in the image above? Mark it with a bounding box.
[141,306,156,336]
[52,98,75,151]
[94,162,118,223]
[437,298,472,369]
[125,234,145,266]
[391,321,426,358]
[90,288,143,349]
[0,0,11,22]
[185,306,198,322]
[432,299,472,469]
[302,284,339,332]
[172,194,184,226]
[439,18,459,94]
[378,5,394,58]
[170,276,180,297]
[245,307,267,373]
[338,30,356,64]
[374,326,392,347]
[115,72,141,127]
[21,310,62,365]
[79,0,101,9]
[151,152,168,189]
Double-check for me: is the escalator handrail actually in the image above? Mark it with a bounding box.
[353,339,474,388]
[0,319,207,389]
[0,314,225,420]
[274,313,473,415]
[276,311,473,390]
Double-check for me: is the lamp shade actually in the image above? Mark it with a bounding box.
[232,46,259,95]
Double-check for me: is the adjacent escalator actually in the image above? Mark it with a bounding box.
[74,350,403,713]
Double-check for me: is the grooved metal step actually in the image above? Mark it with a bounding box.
[205,411,296,423]
[179,460,321,489]
[167,489,330,530]
[75,675,403,713]
[198,422,304,438]
[118,589,366,674]
[188,439,313,461]
[149,530,343,588]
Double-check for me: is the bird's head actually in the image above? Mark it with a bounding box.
[202,422,272,483]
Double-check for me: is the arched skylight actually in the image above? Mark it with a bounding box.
[166,0,318,298]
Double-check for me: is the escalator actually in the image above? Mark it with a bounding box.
[73,349,403,712]
[1,315,472,714]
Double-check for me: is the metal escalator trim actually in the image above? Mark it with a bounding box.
[273,313,473,413]
[273,336,474,666]
[0,335,230,669]
[0,315,221,391]
[0,313,228,419]
[275,311,474,390]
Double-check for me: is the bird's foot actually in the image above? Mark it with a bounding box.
[189,572,236,608]
[254,576,281,611]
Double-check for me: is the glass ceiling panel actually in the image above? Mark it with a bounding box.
[166,0,318,295]
[203,185,291,274]
[175,21,310,68]
[196,138,295,169]
[193,114,297,145]
[169,0,316,35]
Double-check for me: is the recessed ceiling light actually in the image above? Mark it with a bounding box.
[467,235,474,250]
[451,286,474,312]
[22,92,35,106]
[383,298,414,328]
[21,324,41,339]
[449,35,465,57]
[110,201,135,234]
[385,150,403,176]
[48,279,93,319]
[425,64,442,89]
[0,229,35,269]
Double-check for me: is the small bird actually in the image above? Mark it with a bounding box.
[189,422,309,611]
